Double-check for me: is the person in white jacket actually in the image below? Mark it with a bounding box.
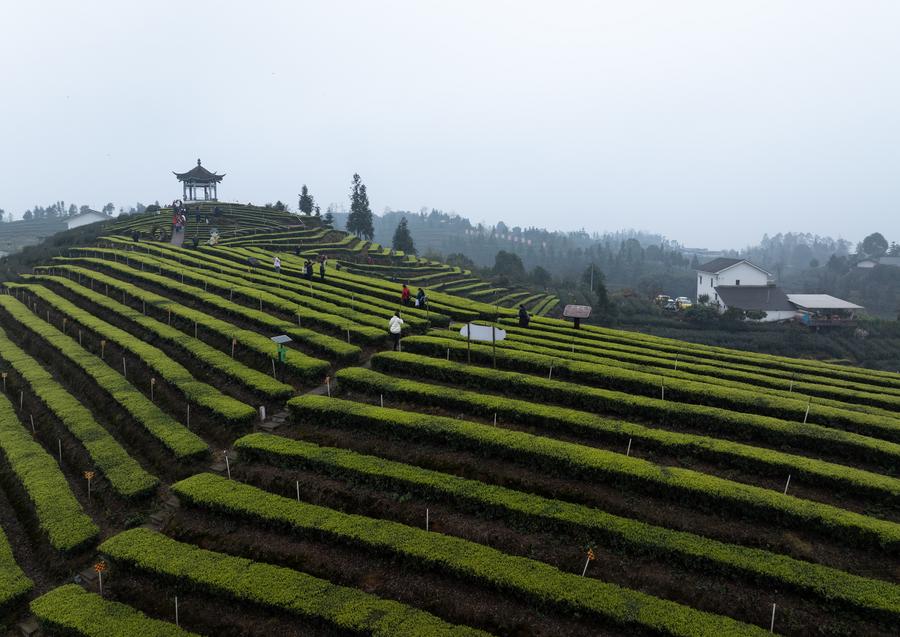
[388,311,404,351]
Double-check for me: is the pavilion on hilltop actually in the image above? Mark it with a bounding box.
[174,159,224,201]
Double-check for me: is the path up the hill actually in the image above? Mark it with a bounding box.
[169,226,184,247]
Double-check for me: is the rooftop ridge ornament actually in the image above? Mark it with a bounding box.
[174,158,224,202]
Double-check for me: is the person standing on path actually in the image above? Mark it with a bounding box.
[416,288,427,310]
[518,304,530,328]
[388,311,404,351]
[401,284,411,306]
[274,256,281,274]
[319,258,326,280]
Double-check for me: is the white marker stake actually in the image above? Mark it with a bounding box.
[674,355,678,371]
[296,480,300,503]
[231,338,236,358]
[271,358,277,379]
[30,415,34,433]
[175,595,179,627]
[426,508,429,531]
[380,394,384,408]
[548,364,553,380]
[78,330,82,346]
[783,474,791,495]
[224,453,231,480]
[770,602,776,633]
[446,348,450,361]
[194,321,198,338]
[58,439,62,463]
[326,378,331,398]
[19,391,23,410]
[626,438,632,457]
[493,413,497,426]
[803,400,811,424]
[98,571,103,596]
[186,405,191,428]
[581,556,591,577]
[789,379,794,392]
[122,357,126,378]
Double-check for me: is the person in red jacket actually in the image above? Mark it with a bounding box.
[401,284,411,306]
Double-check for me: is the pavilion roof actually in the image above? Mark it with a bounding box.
[174,159,224,183]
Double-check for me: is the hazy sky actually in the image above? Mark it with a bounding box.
[1,1,898,248]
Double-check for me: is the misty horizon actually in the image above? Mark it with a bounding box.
[1,1,898,250]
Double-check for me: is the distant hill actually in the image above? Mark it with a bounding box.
[0,217,67,254]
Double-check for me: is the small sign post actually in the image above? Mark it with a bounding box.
[84,471,95,501]
[94,561,107,596]
[562,304,592,330]
[459,324,507,368]
[581,548,595,576]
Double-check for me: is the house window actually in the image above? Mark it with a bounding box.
[699,275,703,284]
[714,293,718,301]
[735,279,740,286]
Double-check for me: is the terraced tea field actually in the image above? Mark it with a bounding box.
[0,206,896,636]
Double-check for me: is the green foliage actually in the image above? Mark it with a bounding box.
[392,217,416,255]
[2,283,256,425]
[0,393,97,552]
[492,250,525,279]
[0,314,158,498]
[235,432,900,618]
[23,278,294,399]
[173,472,767,636]
[0,513,31,605]
[860,232,889,258]
[100,528,487,637]
[490,321,900,415]
[67,244,360,363]
[31,585,198,636]
[5,285,207,459]
[399,335,900,445]
[367,352,900,499]
[346,173,374,240]
[298,184,315,215]
[517,315,900,390]
[300,391,900,552]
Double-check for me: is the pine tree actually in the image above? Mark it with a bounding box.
[298,185,315,215]
[346,173,374,240]
[391,217,416,254]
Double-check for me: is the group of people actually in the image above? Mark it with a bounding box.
[400,283,428,309]
[268,253,329,280]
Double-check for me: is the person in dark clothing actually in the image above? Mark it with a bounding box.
[304,260,313,280]
[319,259,326,279]
[416,288,427,309]
[518,304,530,328]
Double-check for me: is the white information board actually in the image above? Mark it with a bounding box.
[459,324,507,342]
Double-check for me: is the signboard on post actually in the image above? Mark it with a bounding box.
[562,304,592,329]
[459,324,507,367]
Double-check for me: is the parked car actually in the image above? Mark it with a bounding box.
[675,296,693,310]
[655,294,672,306]
[663,300,678,311]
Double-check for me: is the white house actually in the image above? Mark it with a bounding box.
[715,285,799,322]
[857,256,900,268]
[695,258,771,306]
[65,210,109,230]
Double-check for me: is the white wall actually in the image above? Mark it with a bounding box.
[66,213,107,230]
[696,261,769,307]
